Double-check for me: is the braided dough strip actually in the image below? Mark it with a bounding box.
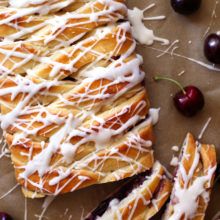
[0,0,126,45]
[7,119,154,198]
[163,133,217,220]
[0,23,133,76]
[85,161,172,220]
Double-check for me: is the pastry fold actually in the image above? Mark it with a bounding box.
[0,1,155,198]
[85,161,172,220]
[163,133,217,220]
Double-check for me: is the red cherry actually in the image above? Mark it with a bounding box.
[173,86,204,117]
[154,76,205,117]
[0,213,13,220]
[204,33,220,64]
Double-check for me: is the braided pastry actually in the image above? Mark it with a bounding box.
[0,0,155,198]
[85,161,172,220]
[163,133,217,220]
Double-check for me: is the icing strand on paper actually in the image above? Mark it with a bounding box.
[198,117,212,140]
[149,46,220,72]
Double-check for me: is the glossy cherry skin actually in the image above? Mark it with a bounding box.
[204,33,220,64]
[0,213,13,220]
[173,86,204,117]
[171,0,202,15]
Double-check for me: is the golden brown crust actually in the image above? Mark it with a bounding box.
[85,162,172,220]
[9,120,154,196]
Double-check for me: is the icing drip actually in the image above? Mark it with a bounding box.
[128,4,169,45]
[149,108,160,125]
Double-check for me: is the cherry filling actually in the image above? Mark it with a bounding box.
[84,171,150,220]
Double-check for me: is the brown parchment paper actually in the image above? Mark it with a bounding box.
[0,0,220,219]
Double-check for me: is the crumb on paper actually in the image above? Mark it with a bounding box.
[198,117,212,140]
[178,70,185,76]
[172,146,179,152]
[170,156,179,167]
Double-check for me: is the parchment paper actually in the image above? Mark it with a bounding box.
[0,0,220,219]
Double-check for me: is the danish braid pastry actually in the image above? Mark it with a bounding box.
[163,133,217,220]
[0,0,155,198]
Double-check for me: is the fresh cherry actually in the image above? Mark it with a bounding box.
[204,33,220,64]
[0,212,13,220]
[171,0,202,15]
[173,86,204,117]
[154,76,205,117]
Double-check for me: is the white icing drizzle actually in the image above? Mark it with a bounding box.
[198,117,212,140]
[24,197,28,220]
[128,4,169,45]
[149,108,160,125]
[0,183,19,200]
[96,162,170,220]
[156,40,179,58]
[0,138,10,159]
[1,0,126,43]
[150,46,220,72]
[165,135,216,220]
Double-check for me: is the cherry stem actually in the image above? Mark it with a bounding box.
[153,76,186,94]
